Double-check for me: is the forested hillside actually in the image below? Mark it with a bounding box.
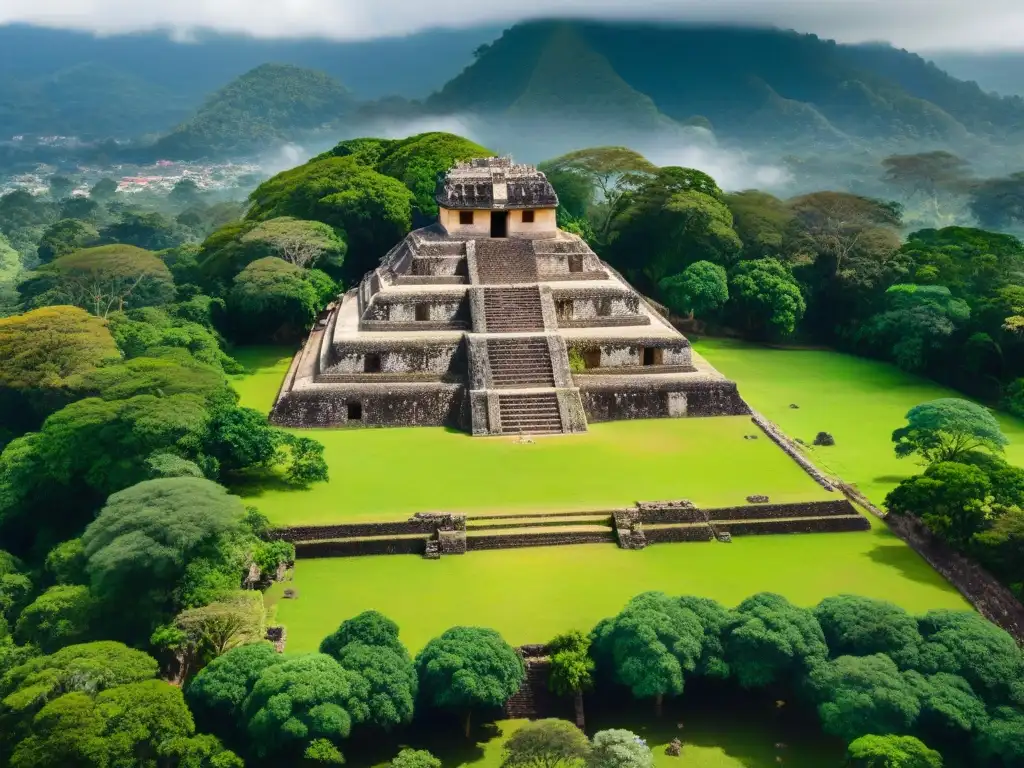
[429,21,1024,147]
[151,64,355,159]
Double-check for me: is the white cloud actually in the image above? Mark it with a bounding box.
[0,0,1021,51]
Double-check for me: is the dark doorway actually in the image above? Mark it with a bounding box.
[364,353,381,373]
[490,211,508,238]
[642,347,663,366]
[415,303,430,321]
[347,402,363,421]
[584,349,602,369]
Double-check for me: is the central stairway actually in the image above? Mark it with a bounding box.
[488,338,555,388]
[476,239,539,284]
[497,392,562,434]
[483,287,544,332]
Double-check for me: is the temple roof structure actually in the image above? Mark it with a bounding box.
[435,157,559,210]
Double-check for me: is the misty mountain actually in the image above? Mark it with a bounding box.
[925,51,1024,97]
[0,23,495,138]
[151,64,355,159]
[428,21,1024,148]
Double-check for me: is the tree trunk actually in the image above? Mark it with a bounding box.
[574,689,586,730]
[464,710,472,739]
[655,692,664,717]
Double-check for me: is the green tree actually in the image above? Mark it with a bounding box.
[975,706,1024,765]
[372,132,493,220]
[185,641,282,735]
[170,178,203,208]
[21,245,176,318]
[902,671,988,746]
[44,539,87,586]
[607,167,741,290]
[885,462,993,547]
[0,305,120,433]
[547,630,594,729]
[247,155,413,284]
[98,211,184,251]
[914,610,1024,707]
[158,733,244,768]
[0,394,212,552]
[658,261,728,319]
[58,197,101,224]
[243,652,369,758]
[727,258,806,337]
[415,626,524,737]
[82,478,249,639]
[70,355,234,408]
[814,595,923,668]
[891,399,1008,463]
[393,748,442,768]
[540,147,657,239]
[36,219,98,264]
[227,257,335,342]
[241,216,347,272]
[1002,378,1024,419]
[589,592,704,715]
[724,592,827,689]
[846,734,943,767]
[319,611,416,732]
[172,591,266,661]
[808,654,921,742]
[725,190,800,261]
[11,679,198,768]
[89,178,118,202]
[858,285,970,371]
[969,172,1024,229]
[14,586,95,653]
[587,729,653,768]
[501,719,590,768]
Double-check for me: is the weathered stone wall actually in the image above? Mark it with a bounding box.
[325,341,466,375]
[276,521,440,541]
[565,338,692,369]
[705,499,854,522]
[579,380,748,421]
[468,531,616,550]
[716,516,870,536]
[296,537,427,557]
[271,384,468,428]
[412,256,466,277]
[365,296,468,324]
[644,526,715,543]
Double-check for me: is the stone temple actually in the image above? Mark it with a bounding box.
[272,157,747,435]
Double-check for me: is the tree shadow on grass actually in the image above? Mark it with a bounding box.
[866,536,956,589]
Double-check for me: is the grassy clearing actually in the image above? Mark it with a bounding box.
[356,710,843,768]
[229,347,830,526]
[268,525,967,654]
[695,338,1024,504]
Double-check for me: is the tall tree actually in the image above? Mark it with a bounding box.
[547,630,594,728]
[891,398,1008,463]
[36,219,99,264]
[501,719,591,768]
[415,627,524,737]
[727,258,806,337]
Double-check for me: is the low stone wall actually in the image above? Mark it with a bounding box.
[748,409,836,492]
[644,526,715,543]
[276,520,440,541]
[271,384,468,429]
[296,537,427,558]
[717,516,870,536]
[705,499,856,522]
[467,531,616,550]
[560,316,652,329]
[841,483,1024,644]
[580,380,748,421]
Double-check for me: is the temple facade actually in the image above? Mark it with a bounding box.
[271,157,747,435]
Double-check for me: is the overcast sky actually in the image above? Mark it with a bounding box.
[0,0,1020,52]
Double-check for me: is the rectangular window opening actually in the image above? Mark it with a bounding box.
[347,402,363,421]
[415,303,430,322]
[583,349,601,369]
[364,353,381,373]
[642,347,663,366]
[522,210,535,223]
[555,299,573,321]
[459,210,474,225]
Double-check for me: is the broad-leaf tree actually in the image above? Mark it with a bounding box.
[891,399,1008,463]
[845,734,943,768]
[547,630,594,728]
[501,718,591,768]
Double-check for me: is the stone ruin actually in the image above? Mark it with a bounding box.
[270,157,747,436]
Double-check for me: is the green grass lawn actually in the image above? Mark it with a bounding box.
[229,348,830,526]
[268,525,967,654]
[361,712,844,768]
[695,338,1024,505]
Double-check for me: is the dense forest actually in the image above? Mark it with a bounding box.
[0,130,1023,766]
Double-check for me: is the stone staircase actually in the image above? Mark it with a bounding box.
[487,338,556,388]
[483,287,545,331]
[476,239,538,284]
[505,655,556,718]
[497,392,563,434]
